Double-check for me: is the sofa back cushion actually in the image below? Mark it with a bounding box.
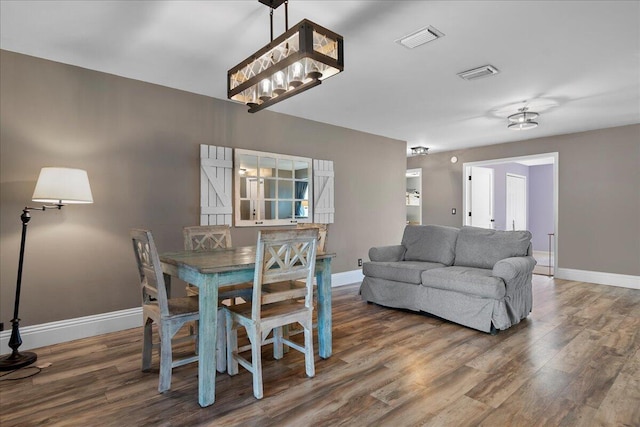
[454,226,532,269]
[401,225,459,266]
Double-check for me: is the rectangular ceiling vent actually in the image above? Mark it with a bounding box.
[396,26,444,49]
[457,65,500,81]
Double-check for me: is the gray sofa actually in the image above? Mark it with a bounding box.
[360,225,536,333]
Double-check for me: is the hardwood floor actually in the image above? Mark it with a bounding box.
[1,276,639,426]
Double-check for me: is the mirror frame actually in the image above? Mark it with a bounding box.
[234,148,313,227]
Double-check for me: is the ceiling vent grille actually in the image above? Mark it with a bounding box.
[457,65,500,81]
[396,26,444,49]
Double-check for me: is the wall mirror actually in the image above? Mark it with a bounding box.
[235,149,312,226]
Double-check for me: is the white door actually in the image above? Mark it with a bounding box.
[248,178,264,221]
[469,166,494,229]
[506,173,527,230]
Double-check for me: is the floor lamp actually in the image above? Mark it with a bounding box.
[0,167,93,371]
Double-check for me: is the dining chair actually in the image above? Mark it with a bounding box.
[131,228,225,392]
[183,225,253,304]
[183,225,233,251]
[262,224,327,339]
[225,228,318,399]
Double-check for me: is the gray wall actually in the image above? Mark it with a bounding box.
[408,124,640,277]
[0,50,407,326]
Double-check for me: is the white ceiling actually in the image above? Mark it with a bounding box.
[2,1,639,154]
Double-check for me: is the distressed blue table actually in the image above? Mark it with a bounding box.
[160,246,334,407]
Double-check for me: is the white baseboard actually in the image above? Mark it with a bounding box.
[0,307,142,352]
[331,269,364,287]
[0,271,365,352]
[555,268,640,290]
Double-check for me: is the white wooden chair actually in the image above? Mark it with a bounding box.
[183,225,233,251]
[131,228,225,392]
[183,225,253,303]
[225,228,318,399]
[262,223,327,337]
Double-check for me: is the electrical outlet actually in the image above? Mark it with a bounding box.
[358,258,363,267]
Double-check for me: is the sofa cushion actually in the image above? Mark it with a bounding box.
[421,266,506,299]
[363,261,445,285]
[401,225,459,266]
[454,226,532,269]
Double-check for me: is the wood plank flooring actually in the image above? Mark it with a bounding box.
[1,276,639,426]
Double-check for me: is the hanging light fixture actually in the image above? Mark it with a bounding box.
[508,107,539,130]
[227,0,344,113]
[411,146,429,156]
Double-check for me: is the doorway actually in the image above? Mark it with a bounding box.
[463,153,558,276]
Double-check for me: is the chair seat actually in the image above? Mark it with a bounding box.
[186,282,254,301]
[227,300,309,320]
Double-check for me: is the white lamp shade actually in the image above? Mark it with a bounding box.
[32,167,93,204]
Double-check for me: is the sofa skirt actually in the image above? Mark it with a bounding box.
[360,277,421,312]
[360,274,533,333]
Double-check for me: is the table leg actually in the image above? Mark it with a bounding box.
[198,273,219,407]
[316,258,332,359]
[162,272,171,299]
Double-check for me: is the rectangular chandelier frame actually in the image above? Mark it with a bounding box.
[228,19,344,113]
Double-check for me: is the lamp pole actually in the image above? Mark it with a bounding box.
[0,208,39,370]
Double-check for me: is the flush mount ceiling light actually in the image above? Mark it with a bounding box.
[227,0,344,113]
[411,146,429,156]
[508,107,539,130]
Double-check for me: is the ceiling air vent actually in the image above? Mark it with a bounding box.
[457,65,500,81]
[396,26,445,49]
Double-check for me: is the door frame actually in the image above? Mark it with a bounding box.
[462,152,559,273]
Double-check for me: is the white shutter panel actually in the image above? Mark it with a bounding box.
[200,144,233,226]
[313,159,335,224]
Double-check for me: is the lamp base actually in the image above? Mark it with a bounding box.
[0,351,37,371]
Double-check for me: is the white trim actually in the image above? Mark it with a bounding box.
[331,269,364,287]
[555,268,640,290]
[0,270,365,351]
[0,307,142,352]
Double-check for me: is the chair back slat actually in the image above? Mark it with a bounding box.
[252,229,318,321]
[183,225,232,250]
[131,229,170,317]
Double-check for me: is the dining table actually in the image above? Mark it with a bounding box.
[160,245,335,407]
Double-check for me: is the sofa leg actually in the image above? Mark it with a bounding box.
[490,324,498,335]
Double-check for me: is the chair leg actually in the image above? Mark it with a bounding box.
[303,319,315,378]
[248,326,263,399]
[216,309,226,373]
[142,317,153,372]
[158,323,173,393]
[226,311,239,376]
[273,326,283,360]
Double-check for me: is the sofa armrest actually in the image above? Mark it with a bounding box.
[369,245,406,262]
[493,256,537,282]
